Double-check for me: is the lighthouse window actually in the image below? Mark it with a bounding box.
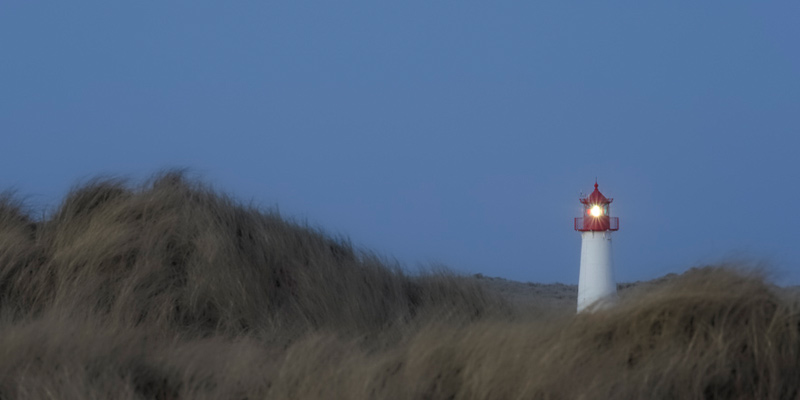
[603,204,609,216]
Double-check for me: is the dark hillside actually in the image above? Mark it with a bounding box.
[0,171,503,340]
[0,172,797,399]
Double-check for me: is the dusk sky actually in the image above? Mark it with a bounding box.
[2,2,798,284]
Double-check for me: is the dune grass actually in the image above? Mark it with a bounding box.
[0,171,797,399]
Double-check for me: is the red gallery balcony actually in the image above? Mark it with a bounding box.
[575,217,619,232]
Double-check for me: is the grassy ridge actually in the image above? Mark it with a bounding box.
[0,172,797,399]
[0,172,499,338]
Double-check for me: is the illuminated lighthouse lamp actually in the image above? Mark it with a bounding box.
[574,182,619,313]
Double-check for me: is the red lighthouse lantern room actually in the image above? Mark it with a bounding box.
[575,182,619,232]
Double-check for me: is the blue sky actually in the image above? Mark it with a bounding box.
[2,2,798,284]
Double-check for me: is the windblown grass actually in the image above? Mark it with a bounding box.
[0,171,797,399]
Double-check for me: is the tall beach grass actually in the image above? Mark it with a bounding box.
[0,171,796,399]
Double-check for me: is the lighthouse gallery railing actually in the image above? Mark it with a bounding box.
[574,217,619,231]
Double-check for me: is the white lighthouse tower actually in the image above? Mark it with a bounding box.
[574,182,619,313]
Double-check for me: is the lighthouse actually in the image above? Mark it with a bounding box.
[574,182,619,312]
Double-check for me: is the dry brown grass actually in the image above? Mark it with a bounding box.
[0,171,797,399]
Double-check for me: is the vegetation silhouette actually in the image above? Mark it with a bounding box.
[0,171,796,399]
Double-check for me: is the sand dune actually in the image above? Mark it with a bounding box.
[0,172,797,399]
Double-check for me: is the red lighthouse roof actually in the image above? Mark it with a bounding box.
[575,182,618,232]
[580,182,613,206]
